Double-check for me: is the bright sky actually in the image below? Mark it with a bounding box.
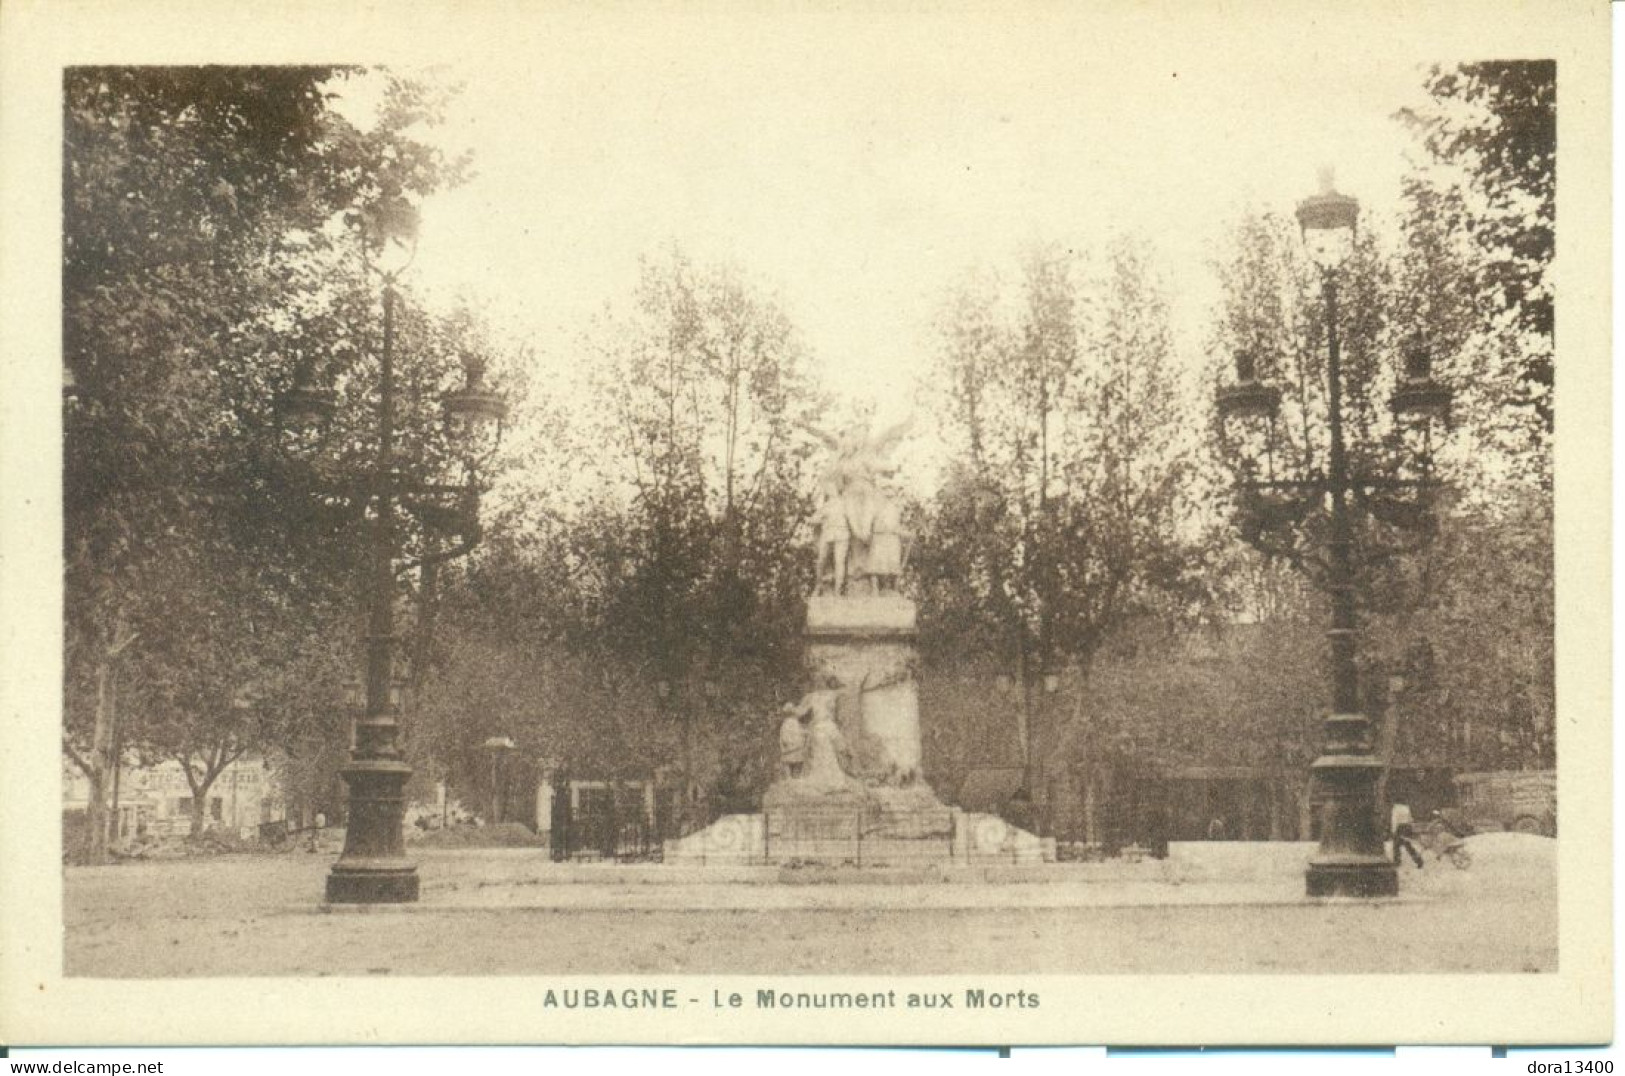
[382,10,1443,442]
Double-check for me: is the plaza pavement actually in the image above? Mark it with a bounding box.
[62,834,1556,976]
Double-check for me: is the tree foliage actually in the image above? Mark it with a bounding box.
[580,251,821,673]
[917,240,1196,678]
[1205,62,1556,779]
[1398,61,1554,437]
[1207,208,1480,606]
[911,240,1199,829]
[1365,488,1555,772]
[62,67,479,854]
[1383,61,1554,772]
[406,251,824,814]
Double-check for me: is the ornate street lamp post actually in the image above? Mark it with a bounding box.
[283,232,507,904]
[1215,171,1452,898]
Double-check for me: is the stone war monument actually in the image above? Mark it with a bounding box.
[666,416,1053,866]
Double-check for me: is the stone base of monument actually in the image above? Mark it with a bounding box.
[662,574,1058,868]
[661,796,1054,868]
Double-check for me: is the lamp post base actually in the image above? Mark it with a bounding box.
[326,861,420,903]
[1306,729,1395,899]
[325,757,419,904]
[1306,856,1398,898]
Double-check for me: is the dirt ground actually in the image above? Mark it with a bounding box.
[62,836,1557,977]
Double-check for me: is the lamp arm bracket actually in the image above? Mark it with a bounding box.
[409,482,485,497]
[395,535,479,576]
[1299,553,1336,593]
[1238,478,1327,493]
[1351,476,1440,492]
[1240,528,1310,574]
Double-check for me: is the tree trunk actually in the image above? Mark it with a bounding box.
[183,759,225,839]
[1295,777,1313,841]
[83,661,115,865]
[1082,766,1098,845]
[1375,686,1400,823]
[108,696,125,848]
[1014,646,1031,772]
[83,768,108,865]
[411,557,441,706]
[78,623,136,864]
[1100,765,1118,853]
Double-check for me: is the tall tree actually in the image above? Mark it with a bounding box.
[1389,61,1554,775]
[62,67,473,859]
[581,253,819,649]
[133,553,355,835]
[586,250,820,672]
[64,66,346,860]
[916,240,1196,827]
[407,251,824,819]
[1207,191,1555,813]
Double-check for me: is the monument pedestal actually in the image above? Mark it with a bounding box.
[805,593,923,786]
[664,592,1053,867]
[662,806,1053,867]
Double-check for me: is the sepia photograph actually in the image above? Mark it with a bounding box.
[0,0,1611,1050]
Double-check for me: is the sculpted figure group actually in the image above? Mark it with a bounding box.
[808,415,912,596]
[777,688,850,789]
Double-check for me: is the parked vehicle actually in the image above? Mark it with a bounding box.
[1452,770,1556,836]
